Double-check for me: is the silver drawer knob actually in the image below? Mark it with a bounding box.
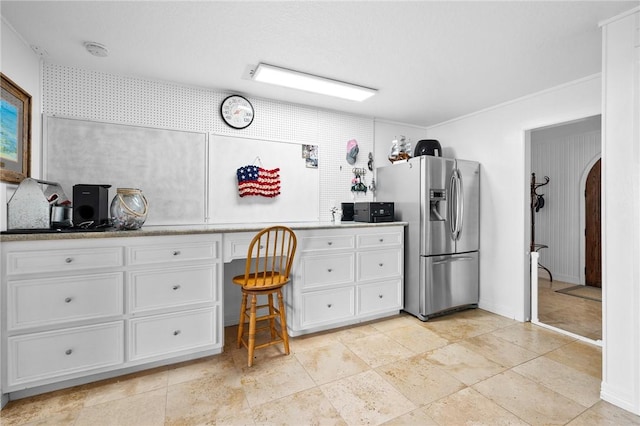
[64,297,73,303]
[327,242,333,246]
[327,303,332,308]
[65,349,73,355]
[379,263,384,267]
[172,250,181,256]
[173,330,181,336]
[172,285,181,290]
[65,257,73,263]
[327,268,333,272]
[379,238,384,242]
[378,294,384,299]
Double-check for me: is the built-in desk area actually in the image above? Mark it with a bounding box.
[0,221,405,406]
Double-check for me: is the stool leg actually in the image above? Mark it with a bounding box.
[277,289,290,355]
[237,292,247,349]
[268,293,276,340]
[248,294,257,367]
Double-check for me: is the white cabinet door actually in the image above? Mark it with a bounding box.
[358,280,402,316]
[301,287,355,328]
[8,272,123,330]
[8,322,124,387]
[129,265,217,314]
[300,253,355,289]
[128,308,218,361]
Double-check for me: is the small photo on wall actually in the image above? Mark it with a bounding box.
[302,144,318,168]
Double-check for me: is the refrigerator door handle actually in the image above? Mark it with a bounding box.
[449,172,457,237]
[455,169,464,241]
[432,256,475,265]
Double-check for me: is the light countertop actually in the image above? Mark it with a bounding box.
[0,221,408,242]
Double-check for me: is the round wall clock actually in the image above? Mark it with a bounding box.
[220,95,254,129]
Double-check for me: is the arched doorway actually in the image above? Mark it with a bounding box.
[584,158,601,287]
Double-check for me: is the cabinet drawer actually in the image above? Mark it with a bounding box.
[127,241,218,266]
[129,265,217,314]
[300,235,354,252]
[6,247,123,275]
[7,322,124,386]
[301,253,354,289]
[128,308,218,361]
[8,273,123,330]
[223,232,254,262]
[302,287,355,327]
[357,249,402,281]
[357,231,403,249]
[358,280,402,316]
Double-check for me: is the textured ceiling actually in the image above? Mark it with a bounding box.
[1,1,637,127]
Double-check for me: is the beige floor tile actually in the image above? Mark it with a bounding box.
[252,387,346,425]
[513,356,601,408]
[19,410,80,426]
[453,308,518,330]
[384,323,450,354]
[295,340,369,385]
[425,387,529,425]
[240,355,316,407]
[459,333,538,368]
[331,323,381,342]
[376,354,466,406]
[545,340,602,379]
[566,400,640,425]
[320,370,416,426]
[83,367,168,407]
[420,313,499,342]
[367,313,417,332]
[165,369,248,425]
[288,329,339,353]
[75,388,166,426]
[473,370,586,425]
[425,342,505,386]
[381,407,438,425]
[167,352,237,386]
[490,322,576,354]
[342,333,414,368]
[0,387,88,426]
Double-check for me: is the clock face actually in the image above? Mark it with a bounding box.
[220,95,254,129]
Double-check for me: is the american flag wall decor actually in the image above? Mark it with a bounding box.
[236,165,281,197]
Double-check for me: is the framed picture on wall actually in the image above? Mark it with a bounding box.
[1,73,31,184]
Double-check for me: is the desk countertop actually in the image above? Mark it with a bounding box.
[0,221,408,242]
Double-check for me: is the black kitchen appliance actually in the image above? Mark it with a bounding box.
[341,202,354,221]
[73,184,111,226]
[414,139,442,157]
[353,202,394,223]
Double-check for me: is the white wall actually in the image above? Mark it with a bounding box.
[0,18,41,230]
[600,8,640,415]
[420,76,602,321]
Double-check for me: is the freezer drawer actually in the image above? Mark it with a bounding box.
[422,252,478,318]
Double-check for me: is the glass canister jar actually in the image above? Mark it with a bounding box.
[110,188,148,230]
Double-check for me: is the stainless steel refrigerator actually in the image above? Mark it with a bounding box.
[377,155,480,320]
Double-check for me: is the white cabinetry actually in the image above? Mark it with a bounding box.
[286,225,404,336]
[1,233,222,397]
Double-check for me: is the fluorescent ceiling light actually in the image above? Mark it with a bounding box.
[251,63,377,102]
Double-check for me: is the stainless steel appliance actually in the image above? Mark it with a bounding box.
[376,155,480,320]
[353,202,394,223]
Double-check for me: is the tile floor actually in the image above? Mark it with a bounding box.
[2,309,640,426]
[537,278,602,341]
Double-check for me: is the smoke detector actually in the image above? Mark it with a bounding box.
[84,42,109,57]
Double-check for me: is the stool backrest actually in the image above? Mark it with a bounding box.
[241,226,297,288]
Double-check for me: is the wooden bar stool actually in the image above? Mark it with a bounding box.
[233,226,297,367]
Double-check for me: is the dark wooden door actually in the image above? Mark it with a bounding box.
[585,159,601,287]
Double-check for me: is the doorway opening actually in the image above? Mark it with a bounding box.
[527,115,602,345]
